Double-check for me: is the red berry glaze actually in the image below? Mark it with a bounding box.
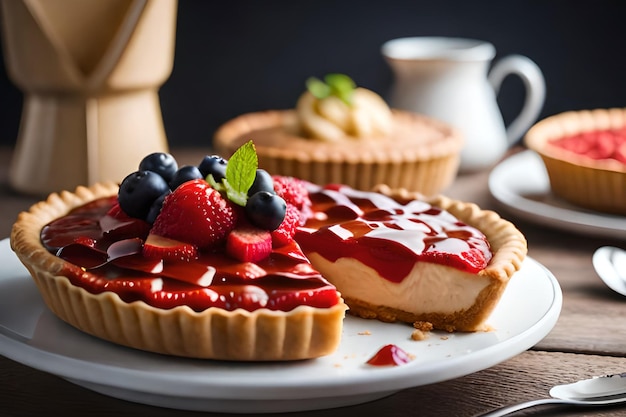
[41,196,340,313]
[366,344,412,366]
[295,184,492,283]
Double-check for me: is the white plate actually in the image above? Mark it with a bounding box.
[489,150,626,240]
[0,238,561,413]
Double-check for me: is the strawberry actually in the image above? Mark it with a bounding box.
[143,233,199,262]
[226,226,272,262]
[266,286,339,311]
[150,179,237,248]
[105,202,126,218]
[272,175,311,210]
[81,274,164,300]
[73,235,97,248]
[271,203,301,247]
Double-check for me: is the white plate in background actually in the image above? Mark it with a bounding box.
[489,150,626,240]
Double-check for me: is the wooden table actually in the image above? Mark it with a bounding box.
[1,146,625,417]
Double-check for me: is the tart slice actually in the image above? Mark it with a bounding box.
[297,184,528,332]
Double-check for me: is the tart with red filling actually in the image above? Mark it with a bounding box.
[10,142,526,361]
[525,108,626,215]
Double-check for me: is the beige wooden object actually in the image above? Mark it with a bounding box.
[0,0,177,195]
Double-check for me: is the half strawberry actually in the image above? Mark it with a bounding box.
[143,233,199,262]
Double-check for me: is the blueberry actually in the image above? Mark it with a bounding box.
[138,152,178,183]
[118,170,170,220]
[248,169,275,196]
[198,155,228,182]
[169,165,203,190]
[245,191,286,231]
[145,191,171,224]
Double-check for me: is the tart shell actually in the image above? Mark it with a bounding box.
[10,183,347,361]
[525,108,626,215]
[213,109,463,196]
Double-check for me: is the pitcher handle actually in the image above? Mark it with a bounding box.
[488,54,546,145]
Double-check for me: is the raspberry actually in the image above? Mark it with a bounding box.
[271,203,301,247]
[151,179,237,248]
[272,175,311,210]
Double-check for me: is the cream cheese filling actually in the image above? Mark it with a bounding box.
[306,253,492,314]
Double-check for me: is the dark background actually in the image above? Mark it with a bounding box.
[1,0,625,148]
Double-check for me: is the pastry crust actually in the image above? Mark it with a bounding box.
[525,108,626,215]
[213,109,463,196]
[10,183,347,361]
[302,185,528,332]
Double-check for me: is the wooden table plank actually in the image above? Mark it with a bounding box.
[3,351,626,417]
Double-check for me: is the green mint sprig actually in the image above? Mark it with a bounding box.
[305,73,356,106]
[207,140,257,206]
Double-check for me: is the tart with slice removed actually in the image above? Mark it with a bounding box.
[10,142,526,362]
[11,143,347,361]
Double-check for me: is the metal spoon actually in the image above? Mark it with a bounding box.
[475,372,626,416]
[593,246,626,296]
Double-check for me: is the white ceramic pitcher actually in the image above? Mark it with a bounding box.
[382,37,545,172]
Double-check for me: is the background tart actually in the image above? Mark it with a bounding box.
[10,182,346,361]
[525,108,626,215]
[298,184,528,332]
[213,109,463,196]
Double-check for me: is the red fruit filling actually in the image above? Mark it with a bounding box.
[549,128,626,164]
[295,185,492,283]
[41,196,340,313]
[41,184,493,313]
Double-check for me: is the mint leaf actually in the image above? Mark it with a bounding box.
[224,140,257,206]
[222,178,248,206]
[325,73,355,105]
[306,77,331,99]
[206,174,224,192]
[305,73,355,105]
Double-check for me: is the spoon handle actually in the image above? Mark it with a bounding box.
[474,398,571,417]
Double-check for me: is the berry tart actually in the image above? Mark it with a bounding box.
[213,74,463,195]
[10,142,347,361]
[525,108,626,215]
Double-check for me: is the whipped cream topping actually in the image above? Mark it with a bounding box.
[296,88,393,141]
